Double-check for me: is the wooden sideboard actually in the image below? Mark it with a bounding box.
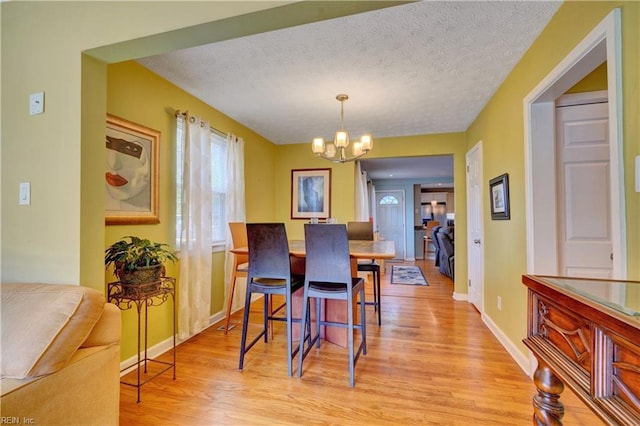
[522,274,640,425]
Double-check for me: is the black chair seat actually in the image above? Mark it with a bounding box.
[309,278,362,294]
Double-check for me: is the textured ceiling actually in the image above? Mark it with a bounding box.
[137,1,561,180]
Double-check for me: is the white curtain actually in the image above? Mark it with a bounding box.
[354,161,369,221]
[224,134,246,314]
[178,115,213,339]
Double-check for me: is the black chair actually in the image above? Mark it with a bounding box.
[431,225,443,267]
[436,226,454,279]
[346,221,381,326]
[238,223,306,377]
[298,224,367,387]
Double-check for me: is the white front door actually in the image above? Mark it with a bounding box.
[466,142,483,311]
[375,190,405,260]
[556,98,612,278]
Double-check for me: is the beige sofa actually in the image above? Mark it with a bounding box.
[1,283,121,425]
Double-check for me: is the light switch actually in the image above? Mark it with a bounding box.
[29,92,44,115]
[19,182,30,205]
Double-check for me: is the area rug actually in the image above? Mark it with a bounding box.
[391,265,428,286]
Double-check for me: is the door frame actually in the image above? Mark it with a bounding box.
[465,141,484,309]
[524,9,626,278]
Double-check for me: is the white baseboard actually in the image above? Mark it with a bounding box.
[481,312,532,376]
[452,292,468,301]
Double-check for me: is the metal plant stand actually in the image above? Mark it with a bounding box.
[107,277,176,403]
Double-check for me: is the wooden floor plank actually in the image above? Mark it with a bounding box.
[119,259,602,425]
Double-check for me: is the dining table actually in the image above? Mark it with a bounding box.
[231,239,396,347]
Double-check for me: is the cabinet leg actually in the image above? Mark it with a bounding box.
[532,359,565,426]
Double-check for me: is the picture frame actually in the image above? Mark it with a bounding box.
[291,168,331,219]
[489,173,510,220]
[105,114,160,225]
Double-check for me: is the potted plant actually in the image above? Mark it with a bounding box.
[105,236,178,293]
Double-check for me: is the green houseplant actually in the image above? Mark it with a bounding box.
[105,236,178,288]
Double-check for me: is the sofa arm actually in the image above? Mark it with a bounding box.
[81,303,121,348]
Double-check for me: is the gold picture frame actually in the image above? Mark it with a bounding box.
[291,168,331,219]
[105,114,160,225]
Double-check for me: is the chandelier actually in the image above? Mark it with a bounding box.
[311,94,373,163]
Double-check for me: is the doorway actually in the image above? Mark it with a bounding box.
[375,190,406,261]
[524,9,626,279]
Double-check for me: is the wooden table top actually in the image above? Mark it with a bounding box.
[231,239,396,260]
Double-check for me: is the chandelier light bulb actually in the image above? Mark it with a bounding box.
[335,130,349,148]
[312,137,325,154]
[352,141,363,157]
[360,134,373,151]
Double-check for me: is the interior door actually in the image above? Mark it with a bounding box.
[466,142,483,311]
[375,190,405,260]
[556,100,612,278]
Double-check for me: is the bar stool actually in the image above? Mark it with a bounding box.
[238,223,305,377]
[298,224,367,387]
[346,221,381,326]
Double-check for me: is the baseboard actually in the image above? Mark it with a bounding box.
[481,313,531,376]
[452,292,467,301]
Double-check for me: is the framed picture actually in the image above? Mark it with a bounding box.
[489,173,510,220]
[105,114,160,225]
[291,168,331,219]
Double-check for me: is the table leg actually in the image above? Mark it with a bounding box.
[532,358,565,425]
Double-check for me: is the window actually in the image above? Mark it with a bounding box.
[379,195,399,205]
[176,118,227,249]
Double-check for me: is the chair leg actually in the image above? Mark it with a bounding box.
[297,287,310,378]
[285,291,293,377]
[372,271,377,313]
[263,294,270,343]
[347,290,355,388]
[315,297,322,348]
[360,286,367,356]
[375,268,381,326]
[238,285,253,370]
[223,275,238,334]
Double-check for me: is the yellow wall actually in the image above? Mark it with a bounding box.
[566,62,608,93]
[466,1,639,354]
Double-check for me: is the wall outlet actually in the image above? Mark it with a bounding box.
[497,296,502,311]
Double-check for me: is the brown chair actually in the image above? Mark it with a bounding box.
[238,223,306,377]
[298,224,367,387]
[347,221,381,326]
[223,222,249,334]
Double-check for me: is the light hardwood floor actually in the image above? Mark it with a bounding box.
[119,259,602,425]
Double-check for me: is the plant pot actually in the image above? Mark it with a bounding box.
[117,264,163,296]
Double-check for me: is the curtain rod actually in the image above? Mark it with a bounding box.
[175,109,227,139]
